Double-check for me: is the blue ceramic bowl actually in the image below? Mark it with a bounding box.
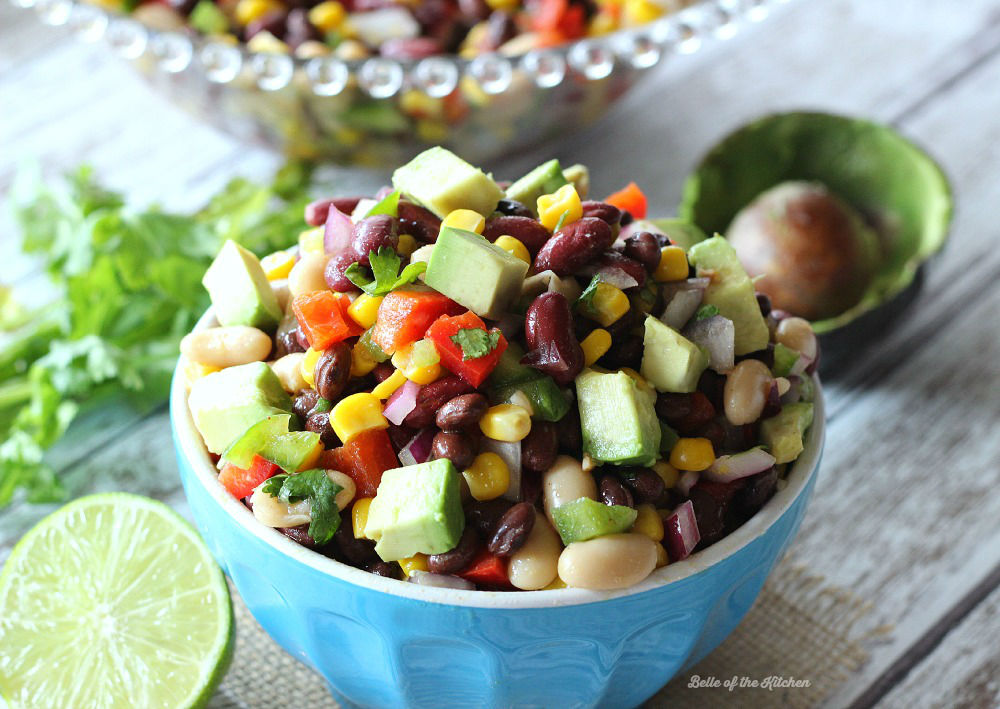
[170,320,824,709]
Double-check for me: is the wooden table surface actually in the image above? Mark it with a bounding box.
[2,1,1000,706]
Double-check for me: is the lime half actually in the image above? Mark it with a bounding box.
[0,494,233,709]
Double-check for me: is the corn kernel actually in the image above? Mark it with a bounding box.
[537,184,583,232]
[633,504,665,542]
[479,404,532,442]
[442,209,486,234]
[485,0,517,11]
[623,0,664,25]
[235,0,282,26]
[493,235,531,264]
[655,246,689,282]
[330,393,389,443]
[655,543,669,568]
[396,233,418,258]
[651,460,680,488]
[391,339,442,384]
[261,250,295,281]
[463,452,510,501]
[399,89,445,120]
[589,10,619,35]
[585,283,630,327]
[371,369,407,400]
[350,342,379,377]
[459,75,490,107]
[580,328,612,366]
[669,437,715,471]
[308,0,346,33]
[347,293,384,330]
[301,347,323,387]
[298,227,325,257]
[352,498,373,539]
[398,554,429,577]
[542,576,568,590]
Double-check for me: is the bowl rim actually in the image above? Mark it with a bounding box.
[171,308,825,609]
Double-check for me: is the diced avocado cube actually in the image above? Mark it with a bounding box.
[505,159,569,215]
[760,402,814,464]
[223,414,322,473]
[189,0,228,34]
[798,376,816,403]
[648,218,708,251]
[425,227,529,319]
[364,458,465,561]
[687,236,770,355]
[188,362,293,455]
[562,164,589,199]
[392,147,504,219]
[640,316,709,394]
[576,369,661,466]
[202,240,282,331]
[772,343,800,377]
[552,497,637,545]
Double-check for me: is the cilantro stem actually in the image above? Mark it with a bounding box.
[0,377,33,410]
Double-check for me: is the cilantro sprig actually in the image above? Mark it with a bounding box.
[695,304,721,320]
[262,470,343,544]
[576,274,602,310]
[345,246,426,296]
[450,328,501,360]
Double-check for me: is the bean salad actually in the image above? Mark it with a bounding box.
[183,148,818,592]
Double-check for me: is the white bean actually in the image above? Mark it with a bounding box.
[288,253,329,298]
[271,278,291,312]
[542,455,597,526]
[325,470,357,511]
[723,359,773,426]
[181,326,272,368]
[775,317,818,361]
[270,353,308,393]
[508,509,563,590]
[250,484,312,528]
[558,533,658,590]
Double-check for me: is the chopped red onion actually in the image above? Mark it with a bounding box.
[660,278,709,330]
[383,380,420,426]
[520,269,582,302]
[305,198,336,226]
[702,447,776,483]
[789,352,812,377]
[408,570,475,590]
[399,428,435,466]
[664,500,700,561]
[683,315,735,373]
[323,205,355,256]
[481,438,522,502]
[676,470,699,496]
[781,376,803,405]
[595,267,639,291]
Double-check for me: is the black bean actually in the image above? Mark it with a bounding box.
[619,468,664,505]
[655,392,716,435]
[487,502,535,556]
[494,198,533,218]
[431,431,476,470]
[314,342,351,402]
[293,390,320,420]
[554,408,582,456]
[367,560,403,579]
[306,412,339,448]
[436,393,489,431]
[427,526,479,574]
[466,499,513,537]
[521,422,558,473]
[279,524,317,548]
[756,292,773,318]
[599,475,634,508]
[334,523,376,565]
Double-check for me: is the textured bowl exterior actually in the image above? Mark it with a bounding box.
[171,338,823,708]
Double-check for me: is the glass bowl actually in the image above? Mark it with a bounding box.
[20,0,787,165]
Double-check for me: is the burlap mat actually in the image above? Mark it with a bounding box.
[208,557,884,709]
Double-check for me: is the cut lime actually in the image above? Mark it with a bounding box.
[0,494,233,709]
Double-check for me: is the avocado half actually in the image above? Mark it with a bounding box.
[678,112,953,334]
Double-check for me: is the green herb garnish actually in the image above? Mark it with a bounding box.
[345,246,426,296]
[262,471,342,544]
[450,328,501,360]
[576,274,602,310]
[695,304,720,320]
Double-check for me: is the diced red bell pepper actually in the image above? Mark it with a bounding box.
[371,288,463,355]
[425,311,508,388]
[292,291,363,350]
[319,427,399,498]
[457,549,512,588]
[605,182,648,220]
[218,454,280,500]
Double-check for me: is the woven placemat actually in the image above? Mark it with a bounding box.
[208,557,883,709]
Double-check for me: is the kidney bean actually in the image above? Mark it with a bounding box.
[314,342,351,402]
[580,201,622,227]
[404,376,475,428]
[431,431,476,470]
[294,325,311,351]
[457,0,489,20]
[306,411,339,447]
[368,363,393,385]
[351,215,399,266]
[293,390,320,420]
[366,560,403,579]
[619,210,634,227]
[245,10,286,40]
[494,198,533,218]
[487,502,536,556]
[380,36,444,60]
[761,381,783,420]
[558,533,657,590]
[427,526,479,574]
[623,231,661,273]
[554,408,582,456]
[385,423,416,452]
[334,523,376,565]
[697,369,727,410]
[520,421,558,474]
[397,201,442,243]
[592,251,646,288]
[412,0,458,40]
[482,215,552,256]
[619,468,664,505]
[275,315,305,357]
[533,217,614,276]
[436,393,489,431]
[324,252,357,292]
[723,359,773,426]
[305,196,362,226]
[521,292,584,386]
[599,474,634,508]
[656,392,716,435]
[466,499,513,537]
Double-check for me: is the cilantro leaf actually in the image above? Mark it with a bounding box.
[366,190,401,218]
[576,274,601,310]
[345,247,426,296]
[450,328,501,360]
[262,470,343,544]
[696,304,720,320]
